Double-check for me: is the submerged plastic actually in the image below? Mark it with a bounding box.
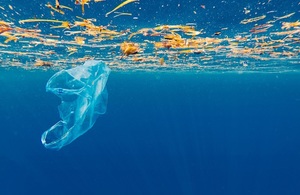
[41,60,110,150]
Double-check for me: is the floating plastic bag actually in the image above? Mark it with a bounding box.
[41,60,110,150]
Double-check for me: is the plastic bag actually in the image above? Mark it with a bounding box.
[41,60,110,150]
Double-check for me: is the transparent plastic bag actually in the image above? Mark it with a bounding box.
[41,60,110,150]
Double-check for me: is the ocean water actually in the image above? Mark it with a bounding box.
[1,69,300,194]
[1,0,300,194]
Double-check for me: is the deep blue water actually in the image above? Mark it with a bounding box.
[1,69,300,194]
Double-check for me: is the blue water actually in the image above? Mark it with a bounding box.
[1,69,300,194]
[1,0,300,193]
